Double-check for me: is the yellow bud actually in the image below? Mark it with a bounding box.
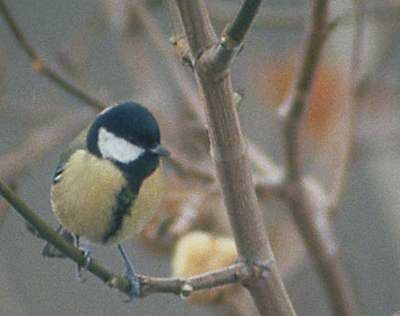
[172,231,238,304]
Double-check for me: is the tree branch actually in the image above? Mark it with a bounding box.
[135,1,288,199]
[0,178,259,299]
[0,109,93,181]
[0,178,131,293]
[278,1,357,315]
[209,1,400,30]
[328,0,365,212]
[211,0,263,69]
[223,0,262,46]
[172,1,296,315]
[279,0,329,183]
[0,0,106,110]
[141,262,250,296]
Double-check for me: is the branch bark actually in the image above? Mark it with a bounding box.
[279,1,357,315]
[172,1,295,315]
[0,0,106,110]
[0,178,258,299]
[328,0,365,212]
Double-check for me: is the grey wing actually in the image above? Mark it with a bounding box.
[52,126,89,185]
[52,162,66,184]
[45,127,90,257]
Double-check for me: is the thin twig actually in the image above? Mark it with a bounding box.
[0,181,15,226]
[328,0,365,212]
[141,262,249,296]
[279,0,329,183]
[165,154,215,182]
[0,109,93,181]
[172,0,296,315]
[134,2,201,121]
[0,179,130,294]
[210,1,400,30]
[223,0,262,46]
[136,1,289,200]
[0,110,92,226]
[0,0,106,110]
[210,0,263,69]
[278,1,357,315]
[0,178,258,298]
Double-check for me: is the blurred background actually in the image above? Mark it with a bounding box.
[1,0,400,315]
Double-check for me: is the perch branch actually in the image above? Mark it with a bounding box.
[0,179,260,298]
[0,0,106,110]
[279,1,356,315]
[0,110,92,226]
[173,0,295,315]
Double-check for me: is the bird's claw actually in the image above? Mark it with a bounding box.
[76,247,91,282]
[123,266,141,301]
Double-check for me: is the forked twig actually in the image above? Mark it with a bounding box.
[279,1,357,315]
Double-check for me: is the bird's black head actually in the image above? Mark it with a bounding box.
[87,101,169,189]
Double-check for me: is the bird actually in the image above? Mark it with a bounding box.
[43,101,170,298]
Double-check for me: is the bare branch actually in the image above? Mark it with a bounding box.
[285,182,357,316]
[279,0,329,183]
[210,1,400,30]
[210,0,262,69]
[278,1,357,315]
[0,0,106,110]
[223,0,262,47]
[0,109,93,181]
[135,1,292,197]
[328,0,366,211]
[133,3,201,121]
[0,179,131,294]
[135,2,296,212]
[141,262,249,296]
[165,154,215,182]
[172,0,296,314]
[0,179,263,299]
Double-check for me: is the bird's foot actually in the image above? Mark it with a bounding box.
[122,264,142,301]
[117,244,141,300]
[76,247,92,282]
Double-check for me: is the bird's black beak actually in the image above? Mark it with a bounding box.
[150,144,170,157]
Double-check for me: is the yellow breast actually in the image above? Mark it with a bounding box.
[51,149,164,245]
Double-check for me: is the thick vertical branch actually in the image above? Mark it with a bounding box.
[173,1,295,315]
[279,1,357,315]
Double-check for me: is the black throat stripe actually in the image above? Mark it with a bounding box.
[101,186,136,244]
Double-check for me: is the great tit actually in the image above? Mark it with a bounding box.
[44,101,169,297]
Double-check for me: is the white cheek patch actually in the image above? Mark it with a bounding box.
[97,127,145,163]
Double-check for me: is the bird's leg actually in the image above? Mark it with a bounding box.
[118,244,141,299]
[74,235,91,282]
[41,225,74,258]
